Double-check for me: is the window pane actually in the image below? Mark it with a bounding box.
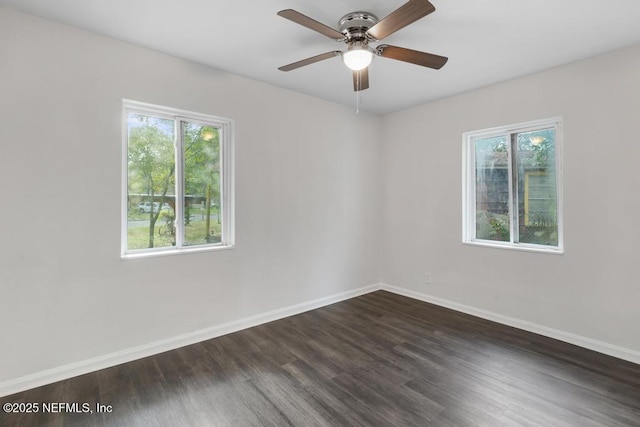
[126,113,176,250]
[475,136,510,242]
[182,122,221,246]
[515,129,558,246]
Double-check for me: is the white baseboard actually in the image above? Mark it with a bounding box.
[4,282,637,397]
[0,283,382,398]
[381,283,640,365]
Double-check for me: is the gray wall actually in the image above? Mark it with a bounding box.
[381,44,640,354]
[0,8,381,385]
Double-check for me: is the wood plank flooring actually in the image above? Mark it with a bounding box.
[2,291,639,426]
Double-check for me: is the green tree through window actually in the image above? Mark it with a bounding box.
[127,115,176,249]
[123,101,234,257]
[463,118,563,252]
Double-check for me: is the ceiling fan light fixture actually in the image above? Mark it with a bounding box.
[277,2,448,92]
[342,42,373,71]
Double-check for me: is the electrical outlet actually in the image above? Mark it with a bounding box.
[424,272,432,284]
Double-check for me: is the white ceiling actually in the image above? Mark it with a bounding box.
[3,0,640,114]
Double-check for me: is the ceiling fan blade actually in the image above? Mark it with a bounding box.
[377,44,448,69]
[277,9,345,41]
[353,68,370,92]
[366,0,435,41]
[278,51,342,72]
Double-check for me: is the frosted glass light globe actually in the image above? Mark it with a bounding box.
[343,45,373,71]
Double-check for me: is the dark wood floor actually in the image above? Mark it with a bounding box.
[2,291,640,426]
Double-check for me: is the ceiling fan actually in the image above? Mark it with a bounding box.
[277,0,448,92]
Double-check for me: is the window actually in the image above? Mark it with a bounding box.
[463,117,563,252]
[122,100,234,258]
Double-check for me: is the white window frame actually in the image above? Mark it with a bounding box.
[462,117,563,254]
[121,100,235,259]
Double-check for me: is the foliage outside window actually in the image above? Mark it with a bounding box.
[463,118,563,253]
[122,100,234,257]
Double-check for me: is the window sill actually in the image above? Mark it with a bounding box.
[463,240,564,255]
[121,243,234,260]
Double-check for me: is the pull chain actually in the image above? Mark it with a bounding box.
[355,72,360,114]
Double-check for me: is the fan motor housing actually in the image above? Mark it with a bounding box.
[338,12,379,41]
